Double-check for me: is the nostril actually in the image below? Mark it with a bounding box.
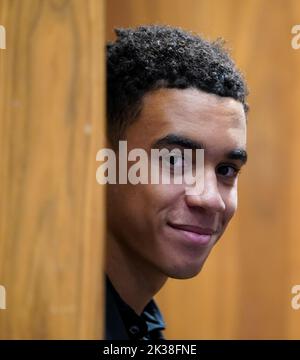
[185,191,226,213]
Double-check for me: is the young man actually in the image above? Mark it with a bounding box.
[104,25,248,340]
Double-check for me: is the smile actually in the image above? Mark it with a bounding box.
[167,223,215,246]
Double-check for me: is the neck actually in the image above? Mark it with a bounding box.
[105,232,167,315]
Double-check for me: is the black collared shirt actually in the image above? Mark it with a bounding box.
[105,274,166,340]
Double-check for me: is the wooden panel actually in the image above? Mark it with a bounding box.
[0,0,105,339]
[106,0,300,339]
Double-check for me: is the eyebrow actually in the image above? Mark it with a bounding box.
[152,133,248,165]
[152,134,203,150]
[226,149,248,165]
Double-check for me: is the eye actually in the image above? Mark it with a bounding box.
[217,164,240,178]
[163,152,184,167]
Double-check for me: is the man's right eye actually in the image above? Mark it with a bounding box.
[163,152,184,167]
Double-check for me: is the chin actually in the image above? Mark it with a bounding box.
[165,260,207,280]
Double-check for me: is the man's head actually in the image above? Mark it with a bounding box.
[106,25,248,280]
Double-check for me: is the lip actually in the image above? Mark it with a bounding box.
[167,222,215,246]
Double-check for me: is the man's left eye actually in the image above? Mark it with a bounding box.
[217,165,239,178]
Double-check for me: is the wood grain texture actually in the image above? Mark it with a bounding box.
[0,0,105,339]
[106,0,300,339]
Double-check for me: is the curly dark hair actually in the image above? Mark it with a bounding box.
[107,25,248,145]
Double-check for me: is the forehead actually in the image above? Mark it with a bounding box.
[125,87,247,151]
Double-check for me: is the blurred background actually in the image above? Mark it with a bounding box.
[1,0,300,339]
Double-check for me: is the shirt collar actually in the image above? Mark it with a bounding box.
[106,274,165,339]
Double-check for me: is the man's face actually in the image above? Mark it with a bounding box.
[107,88,247,279]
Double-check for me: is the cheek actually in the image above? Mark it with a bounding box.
[149,183,186,210]
[108,182,184,226]
[223,187,238,224]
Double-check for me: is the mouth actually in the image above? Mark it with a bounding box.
[167,222,216,246]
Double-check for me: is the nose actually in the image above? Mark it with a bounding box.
[185,167,226,213]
